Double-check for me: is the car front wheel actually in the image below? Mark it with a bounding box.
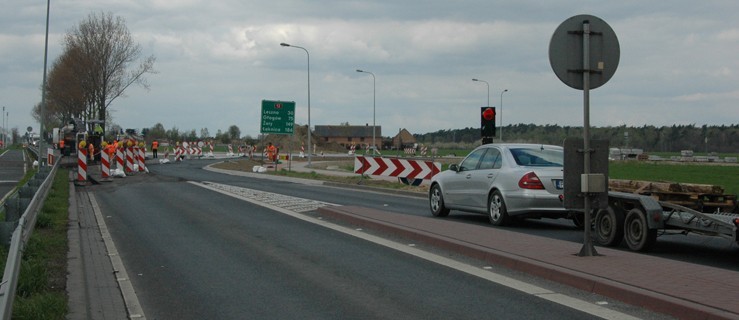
[429,184,450,217]
[488,190,510,226]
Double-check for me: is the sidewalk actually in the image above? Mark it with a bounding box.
[67,181,129,319]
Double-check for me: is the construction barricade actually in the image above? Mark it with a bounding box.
[77,141,87,184]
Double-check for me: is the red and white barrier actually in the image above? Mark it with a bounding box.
[101,148,111,180]
[207,142,214,157]
[116,147,124,170]
[126,147,135,172]
[137,146,146,172]
[78,148,87,182]
[354,156,441,180]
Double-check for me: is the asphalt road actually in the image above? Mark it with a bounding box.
[91,169,604,319]
[0,149,29,201]
[154,159,739,272]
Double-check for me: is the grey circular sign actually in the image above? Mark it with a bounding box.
[549,14,620,90]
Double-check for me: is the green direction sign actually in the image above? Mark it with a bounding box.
[260,100,295,135]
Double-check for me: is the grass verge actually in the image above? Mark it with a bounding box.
[609,162,739,195]
[10,168,69,319]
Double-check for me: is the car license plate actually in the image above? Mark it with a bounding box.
[554,179,564,190]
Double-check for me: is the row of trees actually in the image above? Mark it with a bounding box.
[135,122,738,155]
[32,12,155,134]
[141,123,252,144]
[416,124,739,153]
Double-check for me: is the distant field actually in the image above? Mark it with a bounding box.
[609,161,739,195]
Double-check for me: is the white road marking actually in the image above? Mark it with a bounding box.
[191,181,640,320]
[89,193,148,320]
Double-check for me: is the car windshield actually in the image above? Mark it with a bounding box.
[510,147,563,167]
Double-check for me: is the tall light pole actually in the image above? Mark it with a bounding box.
[2,106,5,147]
[500,89,508,142]
[472,79,489,108]
[281,42,311,167]
[39,0,51,163]
[356,69,376,152]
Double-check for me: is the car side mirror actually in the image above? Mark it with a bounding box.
[449,164,459,172]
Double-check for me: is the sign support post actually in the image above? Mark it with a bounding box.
[550,14,620,257]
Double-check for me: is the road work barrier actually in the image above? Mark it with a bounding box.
[354,156,441,180]
[77,145,87,182]
[137,146,146,172]
[116,146,124,170]
[126,147,134,172]
[101,147,111,180]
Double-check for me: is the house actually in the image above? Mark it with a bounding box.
[314,125,381,148]
[391,128,416,149]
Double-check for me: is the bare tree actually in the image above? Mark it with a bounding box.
[63,11,156,132]
[35,45,88,127]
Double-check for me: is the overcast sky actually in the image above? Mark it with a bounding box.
[2,0,738,139]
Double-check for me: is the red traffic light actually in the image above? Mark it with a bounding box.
[482,107,495,121]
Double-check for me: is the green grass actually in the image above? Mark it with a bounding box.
[609,162,739,195]
[11,168,69,319]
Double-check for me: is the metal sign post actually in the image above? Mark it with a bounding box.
[550,14,620,257]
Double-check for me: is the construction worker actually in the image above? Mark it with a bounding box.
[266,142,277,163]
[88,140,95,162]
[106,141,116,160]
[151,140,159,158]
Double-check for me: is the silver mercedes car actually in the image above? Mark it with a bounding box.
[429,143,575,226]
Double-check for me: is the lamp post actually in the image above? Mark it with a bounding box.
[356,69,376,152]
[471,79,490,108]
[500,89,508,142]
[2,106,5,147]
[39,0,51,163]
[280,42,311,167]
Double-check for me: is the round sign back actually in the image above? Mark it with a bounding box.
[549,14,620,90]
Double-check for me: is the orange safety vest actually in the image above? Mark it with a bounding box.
[267,145,276,160]
[152,141,159,149]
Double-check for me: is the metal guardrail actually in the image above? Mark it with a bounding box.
[0,155,58,319]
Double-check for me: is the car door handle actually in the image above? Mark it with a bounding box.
[487,173,495,179]
[465,174,472,179]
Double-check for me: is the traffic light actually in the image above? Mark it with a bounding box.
[480,107,496,144]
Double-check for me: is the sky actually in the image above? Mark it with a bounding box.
[2,0,739,139]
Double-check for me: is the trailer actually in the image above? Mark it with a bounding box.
[609,179,737,214]
[594,191,739,252]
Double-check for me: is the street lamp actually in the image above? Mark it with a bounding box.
[472,78,490,108]
[500,89,508,142]
[280,42,312,167]
[2,106,5,147]
[356,69,376,153]
[39,0,51,163]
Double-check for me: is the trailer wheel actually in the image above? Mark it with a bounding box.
[624,208,657,252]
[594,207,624,247]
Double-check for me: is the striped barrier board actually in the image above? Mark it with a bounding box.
[354,156,441,180]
